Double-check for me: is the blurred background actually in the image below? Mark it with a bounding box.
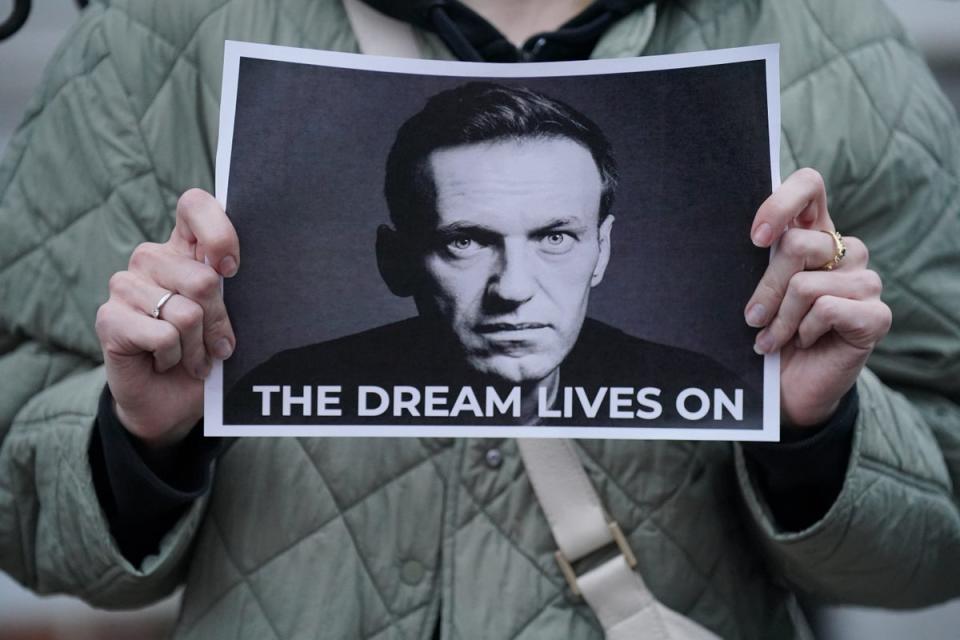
[1,1,959,638]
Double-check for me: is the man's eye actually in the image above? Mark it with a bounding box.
[446,237,482,255]
[540,232,574,254]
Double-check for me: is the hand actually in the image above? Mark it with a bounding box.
[744,169,892,428]
[95,189,239,449]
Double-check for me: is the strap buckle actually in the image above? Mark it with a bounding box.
[554,521,637,597]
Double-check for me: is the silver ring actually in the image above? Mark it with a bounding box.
[151,292,174,319]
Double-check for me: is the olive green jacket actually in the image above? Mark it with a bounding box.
[1,1,959,638]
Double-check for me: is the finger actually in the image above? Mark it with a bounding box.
[795,296,893,350]
[753,269,884,353]
[169,188,240,278]
[744,228,846,328]
[833,235,869,271]
[158,295,211,377]
[745,232,871,329]
[96,301,183,372]
[108,271,210,378]
[751,168,830,247]
[128,243,235,361]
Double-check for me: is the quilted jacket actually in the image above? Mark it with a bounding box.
[1,0,959,638]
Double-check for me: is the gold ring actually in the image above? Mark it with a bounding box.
[151,291,174,319]
[818,230,846,271]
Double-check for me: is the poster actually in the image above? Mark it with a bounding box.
[206,41,780,440]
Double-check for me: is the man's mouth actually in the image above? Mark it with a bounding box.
[476,322,550,334]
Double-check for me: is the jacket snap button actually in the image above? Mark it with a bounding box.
[400,560,425,585]
[485,447,503,469]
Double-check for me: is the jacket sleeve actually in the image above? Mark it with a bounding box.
[0,351,209,608]
[735,0,960,607]
[0,4,209,608]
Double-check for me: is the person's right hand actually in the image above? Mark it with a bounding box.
[95,189,239,450]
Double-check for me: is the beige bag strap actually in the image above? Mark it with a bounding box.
[343,3,716,637]
[518,439,720,640]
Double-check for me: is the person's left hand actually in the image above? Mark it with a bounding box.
[744,168,892,428]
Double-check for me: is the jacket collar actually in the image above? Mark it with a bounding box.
[356,0,657,62]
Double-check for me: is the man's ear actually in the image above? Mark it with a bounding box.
[376,225,418,297]
[591,215,615,287]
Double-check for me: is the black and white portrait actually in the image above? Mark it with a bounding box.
[207,44,780,439]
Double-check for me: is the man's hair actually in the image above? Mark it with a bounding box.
[384,82,618,234]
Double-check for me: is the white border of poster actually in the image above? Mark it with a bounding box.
[206,41,781,441]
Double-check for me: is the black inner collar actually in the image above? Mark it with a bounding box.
[360,0,655,62]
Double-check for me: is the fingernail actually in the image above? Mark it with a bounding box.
[214,338,234,360]
[196,359,212,379]
[754,332,774,355]
[752,223,773,247]
[746,303,767,328]
[219,255,238,277]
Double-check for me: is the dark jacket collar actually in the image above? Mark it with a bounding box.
[357,0,656,62]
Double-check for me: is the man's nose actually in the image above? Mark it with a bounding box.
[487,242,536,305]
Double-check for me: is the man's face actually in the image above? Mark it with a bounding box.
[415,137,613,384]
